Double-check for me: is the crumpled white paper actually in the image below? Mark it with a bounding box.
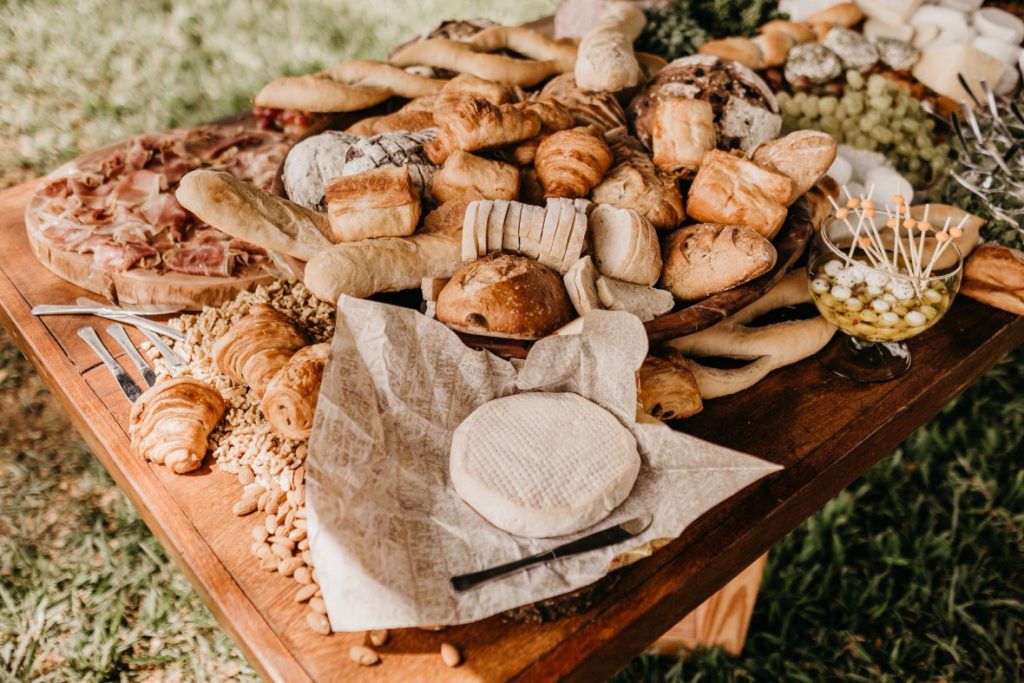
[306,296,782,631]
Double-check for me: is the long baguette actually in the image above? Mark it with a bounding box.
[176,170,333,261]
[304,232,462,303]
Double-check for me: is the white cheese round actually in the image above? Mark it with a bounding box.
[450,392,640,538]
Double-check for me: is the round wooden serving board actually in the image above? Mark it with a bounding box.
[25,194,274,309]
[25,116,278,310]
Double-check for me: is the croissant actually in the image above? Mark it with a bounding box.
[590,129,686,230]
[261,343,331,441]
[129,378,226,474]
[535,126,613,199]
[211,304,307,398]
[431,150,520,203]
[637,354,703,421]
[425,97,542,165]
[539,73,628,135]
[517,99,575,133]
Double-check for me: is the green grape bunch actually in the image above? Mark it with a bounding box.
[777,71,954,196]
[636,0,785,61]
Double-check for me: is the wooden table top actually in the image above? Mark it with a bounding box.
[1,178,1021,682]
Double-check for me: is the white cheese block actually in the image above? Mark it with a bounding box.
[450,392,640,538]
[856,0,923,26]
[912,44,1006,106]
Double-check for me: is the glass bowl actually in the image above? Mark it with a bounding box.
[806,218,963,382]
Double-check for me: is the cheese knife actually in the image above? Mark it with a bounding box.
[77,326,143,402]
[106,324,157,387]
[32,304,185,341]
[449,514,653,593]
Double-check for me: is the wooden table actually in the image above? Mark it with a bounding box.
[1,178,1021,682]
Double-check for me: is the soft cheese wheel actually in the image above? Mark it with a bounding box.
[450,392,640,538]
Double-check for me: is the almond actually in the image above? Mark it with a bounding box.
[440,643,462,667]
[242,483,266,499]
[368,629,389,647]
[307,611,331,635]
[259,556,278,572]
[293,566,313,585]
[295,583,318,603]
[251,525,269,544]
[288,527,307,543]
[309,597,327,615]
[279,557,303,577]
[264,515,277,535]
[237,465,255,485]
[271,543,292,560]
[232,499,257,516]
[349,645,379,666]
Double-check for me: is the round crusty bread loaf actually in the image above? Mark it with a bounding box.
[450,392,640,538]
[436,253,574,339]
[660,223,777,301]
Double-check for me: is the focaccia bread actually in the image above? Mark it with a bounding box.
[432,151,520,203]
[436,253,574,339]
[261,343,330,441]
[129,377,226,474]
[588,204,662,286]
[325,166,421,242]
[450,392,640,538]
[590,130,685,231]
[660,223,776,301]
[176,170,333,261]
[751,131,837,205]
[426,97,542,164]
[651,98,716,175]
[536,126,613,198]
[211,304,307,398]
[686,149,793,239]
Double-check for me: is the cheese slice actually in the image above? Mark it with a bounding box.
[450,392,640,538]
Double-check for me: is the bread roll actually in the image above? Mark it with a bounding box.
[591,130,685,230]
[686,149,792,239]
[697,37,765,70]
[129,378,226,474]
[660,223,777,301]
[304,233,461,302]
[588,204,662,286]
[759,20,816,44]
[437,73,518,107]
[961,243,1024,315]
[538,73,628,135]
[436,253,574,339]
[753,31,796,67]
[211,304,307,398]
[432,151,520,203]
[325,166,421,242]
[751,131,837,205]
[261,343,330,441]
[574,1,646,92]
[175,170,333,260]
[651,98,716,175]
[535,126,613,198]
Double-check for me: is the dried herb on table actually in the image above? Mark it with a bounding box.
[636,0,786,61]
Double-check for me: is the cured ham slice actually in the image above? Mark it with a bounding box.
[28,125,290,276]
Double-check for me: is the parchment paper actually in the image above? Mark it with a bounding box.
[306,296,782,631]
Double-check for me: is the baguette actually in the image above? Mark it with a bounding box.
[176,170,333,261]
[304,233,461,302]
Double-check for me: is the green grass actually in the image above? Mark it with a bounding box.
[0,1,1022,680]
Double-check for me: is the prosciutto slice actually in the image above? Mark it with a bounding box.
[29,125,290,276]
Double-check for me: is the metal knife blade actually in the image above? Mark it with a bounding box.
[140,327,185,368]
[449,514,653,593]
[77,326,143,402]
[106,323,157,387]
[75,296,182,316]
[32,305,185,341]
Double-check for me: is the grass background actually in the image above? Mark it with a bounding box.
[0,1,1021,680]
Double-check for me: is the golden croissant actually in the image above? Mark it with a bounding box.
[535,126,613,199]
[517,99,575,133]
[425,97,542,165]
[211,304,307,398]
[261,343,331,441]
[129,377,226,474]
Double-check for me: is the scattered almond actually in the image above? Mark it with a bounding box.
[242,483,266,499]
[309,597,327,615]
[295,584,318,603]
[292,466,305,488]
[293,566,312,585]
[237,465,255,485]
[279,557,303,577]
[268,535,295,550]
[294,519,307,530]
[288,527,307,543]
[264,516,277,535]
[257,490,271,511]
[440,642,462,667]
[256,544,271,560]
[349,645,379,666]
[302,550,313,566]
[368,629,389,647]
[307,611,331,635]
[259,556,278,572]
[249,541,264,557]
[419,624,447,631]
[271,543,292,560]
[232,498,257,516]
[297,539,310,551]
[251,525,269,544]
